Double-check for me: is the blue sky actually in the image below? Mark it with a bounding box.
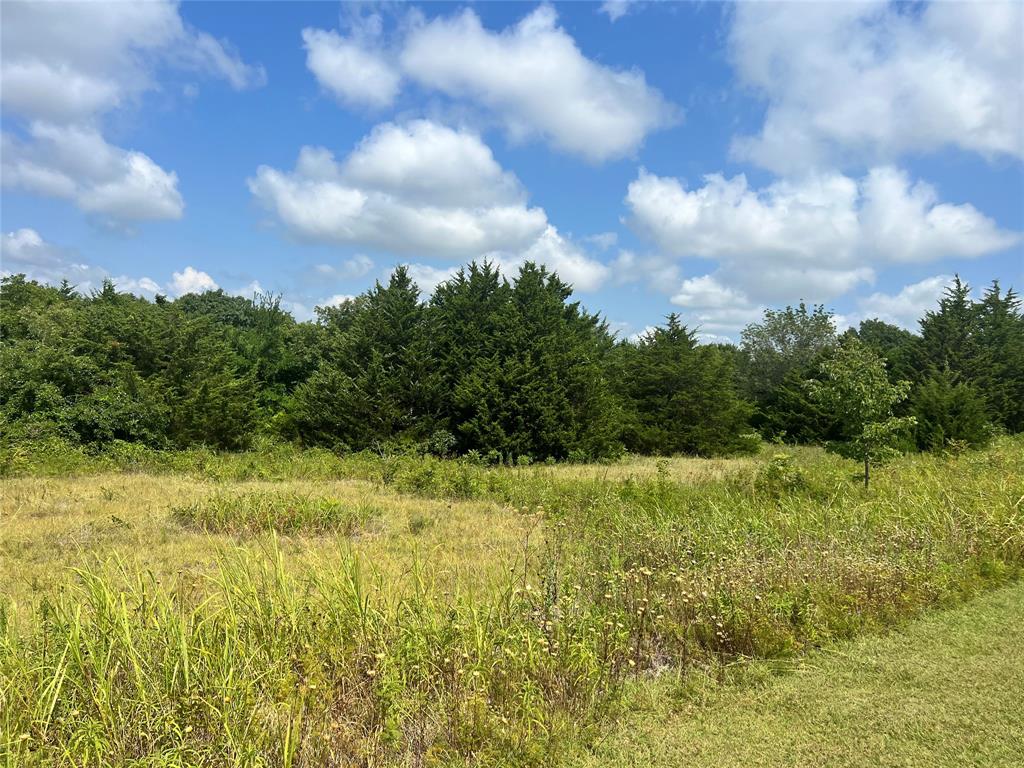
[2,1,1022,341]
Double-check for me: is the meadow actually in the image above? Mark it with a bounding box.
[1,438,1022,766]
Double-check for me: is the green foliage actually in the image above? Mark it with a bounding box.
[740,302,837,403]
[911,369,992,451]
[848,319,919,384]
[811,338,915,485]
[429,261,623,461]
[616,315,755,456]
[3,267,1021,464]
[173,491,380,535]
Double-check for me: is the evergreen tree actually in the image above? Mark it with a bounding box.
[973,282,1024,433]
[616,315,753,455]
[911,369,991,451]
[917,276,979,379]
[448,263,621,461]
[289,267,433,448]
[849,319,919,385]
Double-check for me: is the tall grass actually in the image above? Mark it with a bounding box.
[1,439,1021,765]
[172,491,381,536]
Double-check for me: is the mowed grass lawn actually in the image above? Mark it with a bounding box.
[570,578,1024,768]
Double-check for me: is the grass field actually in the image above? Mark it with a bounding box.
[1,439,1022,765]
[569,578,1024,768]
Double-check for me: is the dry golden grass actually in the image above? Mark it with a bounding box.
[512,453,759,484]
[0,473,537,610]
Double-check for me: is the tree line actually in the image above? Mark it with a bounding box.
[1,264,1021,462]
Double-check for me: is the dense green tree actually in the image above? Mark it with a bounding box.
[973,282,1024,433]
[288,267,433,449]
[848,319,919,385]
[739,303,838,443]
[740,303,837,402]
[754,369,840,444]
[444,263,621,461]
[917,277,979,380]
[615,315,753,456]
[911,369,991,451]
[2,267,1020,460]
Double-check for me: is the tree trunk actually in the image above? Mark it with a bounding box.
[864,457,870,489]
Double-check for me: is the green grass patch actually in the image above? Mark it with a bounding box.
[566,578,1024,767]
[172,490,380,536]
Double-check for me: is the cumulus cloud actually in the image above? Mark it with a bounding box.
[625,166,1018,303]
[2,125,184,221]
[250,120,610,292]
[1,0,262,222]
[1,227,161,296]
[485,225,611,293]
[302,26,400,109]
[170,266,218,296]
[729,1,1024,173]
[404,264,461,296]
[401,7,677,161]
[320,293,356,308]
[669,274,765,337]
[249,120,545,256]
[301,6,675,162]
[856,274,955,329]
[403,225,612,297]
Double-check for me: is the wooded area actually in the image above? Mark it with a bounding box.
[2,265,1021,463]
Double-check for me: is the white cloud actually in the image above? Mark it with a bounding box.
[113,275,161,297]
[321,293,356,308]
[1,0,261,222]
[170,266,218,296]
[404,225,613,295]
[401,6,676,162]
[315,254,375,280]
[485,225,611,293]
[2,124,184,221]
[586,232,618,251]
[600,2,634,23]
[250,120,611,292]
[625,166,1018,303]
[611,250,680,291]
[729,1,1024,173]
[249,120,546,257]
[233,280,265,297]
[857,274,955,330]
[1,227,160,296]
[405,264,460,296]
[860,167,1021,263]
[302,26,400,109]
[668,274,765,338]
[342,120,525,207]
[0,0,263,121]
[302,6,676,161]
[282,300,314,322]
[671,274,748,310]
